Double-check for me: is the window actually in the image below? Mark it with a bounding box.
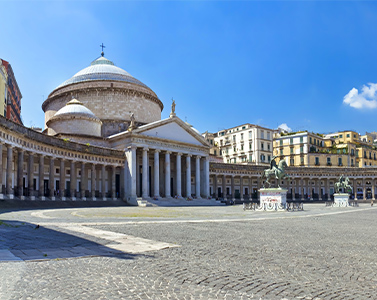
[268,155,271,162]
[241,145,244,151]
[242,126,246,129]
[338,157,342,166]
[290,158,294,165]
[267,132,270,140]
[210,140,213,145]
[339,134,343,138]
[346,134,350,138]
[300,157,304,165]
[249,142,252,149]
[267,144,270,150]
[290,147,294,154]
[300,146,304,153]
[233,135,236,142]
[310,137,312,144]
[233,146,236,152]
[248,131,252,139]
[327,157,331,164]
[261,143,264,150]
[214,150,217,156]
[280,140,283,146]
[315,157,319,165]
[249,155,253,162]
[280,149,283,155]
[290,138,293,145]
[241,133,244,141]
[260,154,265,162]
[261,130,264,139]
[351,158,354,166]
[300,136,303,143]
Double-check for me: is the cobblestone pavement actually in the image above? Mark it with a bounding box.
[1,204,377,299]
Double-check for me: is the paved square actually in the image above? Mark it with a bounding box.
[0,204,376,299]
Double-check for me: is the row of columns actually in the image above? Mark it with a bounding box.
[0,144,120,200]
[127,146,210,201]
[211,174,377,201]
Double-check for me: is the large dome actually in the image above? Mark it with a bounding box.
[43,53,164,137]
[56,56,151,90]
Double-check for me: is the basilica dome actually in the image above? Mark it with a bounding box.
[46,98,102,138]
[43,53,164,137]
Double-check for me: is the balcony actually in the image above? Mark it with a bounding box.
[327,162,332,166]
[315,162,320,166]
[338,163,343,166]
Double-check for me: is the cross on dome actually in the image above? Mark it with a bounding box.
[100,43,106,57]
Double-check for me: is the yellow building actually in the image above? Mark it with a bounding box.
[325,131,377,167]
[0,59,7,117]
[273,131,352,167]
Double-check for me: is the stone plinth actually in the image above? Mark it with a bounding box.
[333,193,349,207]
[258,188,287,211]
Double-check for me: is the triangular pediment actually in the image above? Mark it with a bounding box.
[135,117,209,147]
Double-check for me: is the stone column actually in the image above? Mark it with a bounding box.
[372,180,375,200]
[70,160,76,200]
[101,165,106,200]
[214,174,218,198]
[49,157,55,199]
[60,159,65,199]
[353,179,357,200]
[91,164,96,200]
[222,175,227,200]
[239,176,243,201]
[6,145,13,197]
[111,166,116,199]
[142,147,149,199]
[165,151,171,198]
[300,178,304,200]
[128,146,137,203]
[154,150,160,198]
[231,175,235,201]
[248,176,252,200]
[120,166,125,199]
[176,153,182,197]
[186,155,191,198]
[28,152,34,198]
[204,156,210,198]
[38,154,44,198]
[17,149,24,198]
[363,179,366,200]
[81,162,86,199]
[195,156,201,199]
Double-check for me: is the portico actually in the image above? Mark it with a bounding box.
[109,116,211,205]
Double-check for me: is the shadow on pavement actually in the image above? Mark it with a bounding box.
[0,220,140,261]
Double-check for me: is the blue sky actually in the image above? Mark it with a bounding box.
[2,1,377,135]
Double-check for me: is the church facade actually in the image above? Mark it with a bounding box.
[0,53,211,205]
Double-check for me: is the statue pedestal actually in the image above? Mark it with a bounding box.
[333,193,349,207]
[258,188,287,211]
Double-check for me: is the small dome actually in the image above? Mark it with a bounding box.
[54,98,100,120]
[55,56,150,89]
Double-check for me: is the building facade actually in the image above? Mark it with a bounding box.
[0,59,22,125]
[205,124,274,166]
[0,60,7,118]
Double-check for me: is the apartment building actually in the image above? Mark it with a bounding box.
[205,124,274,165]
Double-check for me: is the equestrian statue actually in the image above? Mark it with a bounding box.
[334,175,352,194]
[261,155,290,188]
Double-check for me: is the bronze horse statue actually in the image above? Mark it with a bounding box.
[335,175,352,193]
[261,158,290,188]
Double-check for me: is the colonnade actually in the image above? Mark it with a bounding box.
[125,146,210,201]
[0,143,122,200]
[210,174,377,201]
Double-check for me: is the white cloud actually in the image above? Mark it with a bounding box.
[278,123,292,132]
[343,83,377,109]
